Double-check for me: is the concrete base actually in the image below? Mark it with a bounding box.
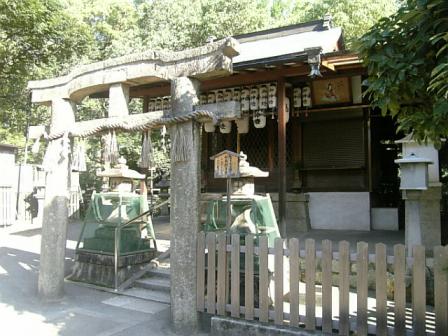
[371,208,398,231]
[270,193,310,236]
[211,316,327,336]
[68,250,156,288]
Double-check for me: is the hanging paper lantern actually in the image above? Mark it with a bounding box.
[148,99,156,112]
[268,83,277,109]
[253,112,266,128]
[199,94,208,105]
[216,90,224,103]
[240,87,250,112]
[250,87,259,111]
[293,87,302,108]
[259,85,268,110]
[207,91,216,104]
[162,97,170,111]
[302,86,312,107]
[167,97,172,110]
[155,98,163,111]
[224,89,233,102]
[219,120,232,133]
[204,122,216,133]
[233,88,241,102]
[235,116,249,134]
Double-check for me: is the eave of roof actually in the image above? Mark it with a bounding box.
[234,19,327,42]
[233,27,342,66]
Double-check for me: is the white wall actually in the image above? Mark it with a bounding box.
[0,151,17,187]
[308,192,370,230]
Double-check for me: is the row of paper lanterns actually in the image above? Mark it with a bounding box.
[200,83,313,133]
[145,82,313,134]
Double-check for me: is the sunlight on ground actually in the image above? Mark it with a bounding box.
[0,303,61,336]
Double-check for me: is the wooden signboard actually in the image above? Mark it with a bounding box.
[211,150,240,179]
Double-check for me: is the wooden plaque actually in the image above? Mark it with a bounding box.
[312,77,351,105]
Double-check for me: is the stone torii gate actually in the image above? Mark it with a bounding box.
[28,38,240,333]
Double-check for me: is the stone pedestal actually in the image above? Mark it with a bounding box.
[169,77,201,334]
[38,98,75,300]
[404,186,441,254]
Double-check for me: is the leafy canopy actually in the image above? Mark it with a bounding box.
[282,0,399,47]
[0,0,91,152]
[357,0,448,145]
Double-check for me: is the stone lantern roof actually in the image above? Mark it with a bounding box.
[97,157,145,180]
[238,152,269,178]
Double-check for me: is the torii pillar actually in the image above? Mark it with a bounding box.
[170,77,201,333]
[38,98,75,300]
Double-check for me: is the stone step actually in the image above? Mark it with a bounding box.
[134,275,170,292]
[148,267,171,278]
[121,287,171,304]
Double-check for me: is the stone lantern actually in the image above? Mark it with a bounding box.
[395,134,442,253]
[395,153,432,190]
[97,156,145,193]
[232,152,269,195]
[395,152,434,255]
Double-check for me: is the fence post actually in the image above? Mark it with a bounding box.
[412,245,426,335]
[274,238,284,325]
[289,238,300,328]
[216,232,227,316]
[393,244,406,336]
[231,233,240,318]
[259,236,269,323]
[196,232,205,312]
[206,232,216,314]
[244,234,255,320]
[356,242,368,336]
[305,239,316,330]
[322,239,333,334]
[339,241,350,335]
[375,243,387,335]
[434,246,447,336]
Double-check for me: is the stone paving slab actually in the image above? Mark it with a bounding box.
[102,295,169,314]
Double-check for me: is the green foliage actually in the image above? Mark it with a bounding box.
[0,0,92,162]
[288,0,399,47]
[137,0,271,51]
[68,0,140,59]
[0,0,91,82]
[357,0,448,145]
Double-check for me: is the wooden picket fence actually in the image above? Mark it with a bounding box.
[196,232,448,335]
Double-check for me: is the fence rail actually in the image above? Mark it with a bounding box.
[197,232,448,335]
